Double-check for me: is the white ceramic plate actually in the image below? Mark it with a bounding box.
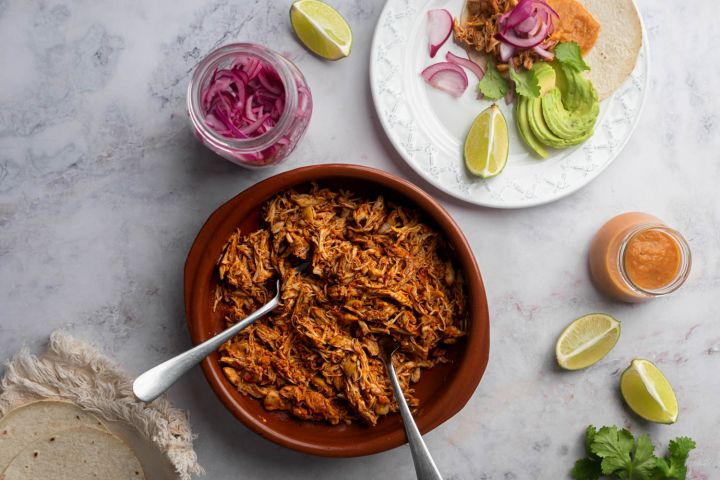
[370,0,649,208]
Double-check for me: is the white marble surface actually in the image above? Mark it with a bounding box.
[0,0,718,478]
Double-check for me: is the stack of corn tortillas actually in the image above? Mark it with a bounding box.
[0,332,203,480]
[0,401,144,479]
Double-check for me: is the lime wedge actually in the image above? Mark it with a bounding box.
[290,0,352,60]
[464,104,509,178]
[555,313,620,370]
[621,358,679,424]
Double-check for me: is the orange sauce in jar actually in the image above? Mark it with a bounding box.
[623,229,681,291]
[588,212,691,302]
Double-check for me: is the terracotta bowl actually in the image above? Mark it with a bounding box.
[184,164,490,457]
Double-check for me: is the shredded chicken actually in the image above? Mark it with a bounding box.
[214,185,467,425]
[454,0,557,71]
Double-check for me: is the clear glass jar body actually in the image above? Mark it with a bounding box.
[187,43,312,168]
[588,212,691,303]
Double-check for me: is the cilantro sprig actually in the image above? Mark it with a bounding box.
[509,67,539,98]
[478,61,509,100]
[477,41,587,101]
[555,41,590,72]
[572,426,696,480]
[654,437,697,480]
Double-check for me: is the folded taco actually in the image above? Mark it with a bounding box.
[455,0,642,99]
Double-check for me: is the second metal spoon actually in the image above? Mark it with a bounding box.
[379,337,443,480]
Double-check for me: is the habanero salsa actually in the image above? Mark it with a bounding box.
[623,229,682,291]
[588,212,691,302]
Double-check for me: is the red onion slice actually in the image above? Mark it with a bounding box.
[202,76,235,110]
[539,40,554,50]
[500,0,536,31]
[499,42,515,62]
[535,1,559,19]
[547,15,556,36]
[495,0,558,55]
[421,62,468,97]
[297,86,311,116]
[244,95,256,121]
[421,61,465,78]
[239,113,269,136]
[505,87,516,105]
[515,16,538,34]
[214,108,247,138]
[496,19,550,48]
[532,45,554,60]
[529,16,544,36]
[258,71,282,95]
[427,9,453,58]
[445,51,485,80]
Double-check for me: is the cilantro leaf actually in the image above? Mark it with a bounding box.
[509,67,539,98]
[668,437,696,463]
[554,42,590,72]
[591,426,635,474]
[572,458,602,480]
[655,459,683,480]
[585,425,599,457]
[478,62,509,100]
[591,427,657,479]
[634,434,660,478]
[654,437,696,480]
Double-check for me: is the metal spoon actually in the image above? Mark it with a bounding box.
[379,337,443,480]
[133,279,281,403]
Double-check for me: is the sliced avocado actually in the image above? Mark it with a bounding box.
[541,62,599,142]
[541,88,598,141]
[516,97,548,158]
[526,63,578,149]
[533,62,556,96]
[517,60,600,154]
[525,60,599,148]
[552,60,571,105]
[551,60,595,112]
[527,92,580,149]
[515,62,554,157]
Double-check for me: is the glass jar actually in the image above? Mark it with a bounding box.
[187,43,312,168]
[588,212,691,302]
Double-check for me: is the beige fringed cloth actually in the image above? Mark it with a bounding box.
[0,331,204,480]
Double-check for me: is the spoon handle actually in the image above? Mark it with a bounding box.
[133,283,281,403]
[386,359,443,480]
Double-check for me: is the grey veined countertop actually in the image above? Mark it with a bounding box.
[0,0,718,478]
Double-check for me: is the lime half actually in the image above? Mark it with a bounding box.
[555,313,620,370]
[290,0,352,60]
[621,358,679,424]
[464,104,509,178]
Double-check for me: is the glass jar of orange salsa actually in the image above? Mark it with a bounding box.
[588,212,692,302]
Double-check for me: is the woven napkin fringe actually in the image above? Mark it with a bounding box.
[0,331,204,479]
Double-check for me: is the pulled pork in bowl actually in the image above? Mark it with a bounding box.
[184,164,489,456]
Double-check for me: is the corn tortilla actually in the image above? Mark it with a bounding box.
[0,400,108,471]
[1,427,144,480]
[582,0,643,100]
